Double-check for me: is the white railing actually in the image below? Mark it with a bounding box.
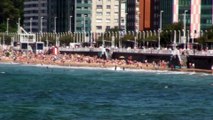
[59,47,174,55]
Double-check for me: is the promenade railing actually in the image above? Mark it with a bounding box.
[59,47,174,55]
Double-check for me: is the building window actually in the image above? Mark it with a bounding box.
[96,12,102,16]
[106,5,111,9]
[106,18,110,22]
[106,12,110,16]
[77,0,81,3]
[96,26,102,30]
[106,26,110,30]
[97,5,102,9]
[96,19,102,22]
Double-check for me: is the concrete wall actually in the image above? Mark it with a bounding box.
[187,56,213,70]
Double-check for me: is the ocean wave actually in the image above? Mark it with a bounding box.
[1,62,212,76]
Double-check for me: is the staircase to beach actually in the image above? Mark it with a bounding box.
[180,54,187,67]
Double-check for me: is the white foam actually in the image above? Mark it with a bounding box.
[0,62,19,65]
[1,62,212,76]
[23,64,213,76]
[1,72,5,74]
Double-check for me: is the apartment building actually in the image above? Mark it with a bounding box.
[91,0,126,33]
[47,0,75,32]
[74,0,92,33]
[24,0,92,33]
[47,0,92,33]
[126,0,138,32]
[139,0,160,31]
[24,0,48,33]
[161,0,213,38]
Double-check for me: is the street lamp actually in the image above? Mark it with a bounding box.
[158,10,164,49]
[173,30,177,49]
[83,15,86,32]
[40,17,43,34]
[142,31,145,48]
[160,10,164,31]
[178,30,181,44]
[30,18,33,33]
[187,30,190,50]
[18,18,21,31]
[200,30,203,37]
[6,18,10,35]
[134,36,137,49]
[69,16,72,32]
[125,13,128,34]
[83,15,87,42]
[183,10,188,50]
[138,12,140,32]
[54,17,57,33]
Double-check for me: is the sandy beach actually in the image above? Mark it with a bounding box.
[0,48,212,74]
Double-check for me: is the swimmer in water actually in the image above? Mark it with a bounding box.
[115,65,117,71]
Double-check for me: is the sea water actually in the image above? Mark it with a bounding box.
[0,63,213,120]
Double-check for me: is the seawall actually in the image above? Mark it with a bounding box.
[187,55,213,70]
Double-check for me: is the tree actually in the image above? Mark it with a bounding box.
[160,22,183,46]
[197,26,213,48]
[0,0,23,32]
[59,34,74,46]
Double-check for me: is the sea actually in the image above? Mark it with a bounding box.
[0,63,213,120]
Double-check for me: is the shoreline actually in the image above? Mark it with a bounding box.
[0,49,212,75]
[0,60,212,75]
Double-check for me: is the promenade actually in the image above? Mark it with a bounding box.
[59,46,213,56]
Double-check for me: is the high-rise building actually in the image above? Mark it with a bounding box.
[47,0,92,33]
[139,0,160,31]
[47,0,75,32]
[161,0,213,38]
[24,0,92,33]
[74,0,92,33]
[24,0,48,33]
[91,0,126,33]
[126,0,139,32]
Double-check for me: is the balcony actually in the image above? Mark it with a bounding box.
[76,3,91,8]
[76,10,91,14]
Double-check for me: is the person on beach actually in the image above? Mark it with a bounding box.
[115,65,117,71]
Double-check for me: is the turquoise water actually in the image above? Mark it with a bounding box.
[0,63,213,120]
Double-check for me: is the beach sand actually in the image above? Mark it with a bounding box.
[0,57,212,75]
[0,49,212,74]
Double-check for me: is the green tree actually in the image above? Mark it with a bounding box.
[160,22,183,46]
[197,26,213,47]
[59,34,74,46]
[0,0,23,32]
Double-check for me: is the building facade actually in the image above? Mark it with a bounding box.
[126,0,138,32]
[75,0,92,33]
[91,0,126,33]
[47,0,92,33]
[161,0,213,38]
[24,0,48,33]
[47,0,75,32]
[24,0,128,33]
[139,0,160,31]
[24,0,92,33]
